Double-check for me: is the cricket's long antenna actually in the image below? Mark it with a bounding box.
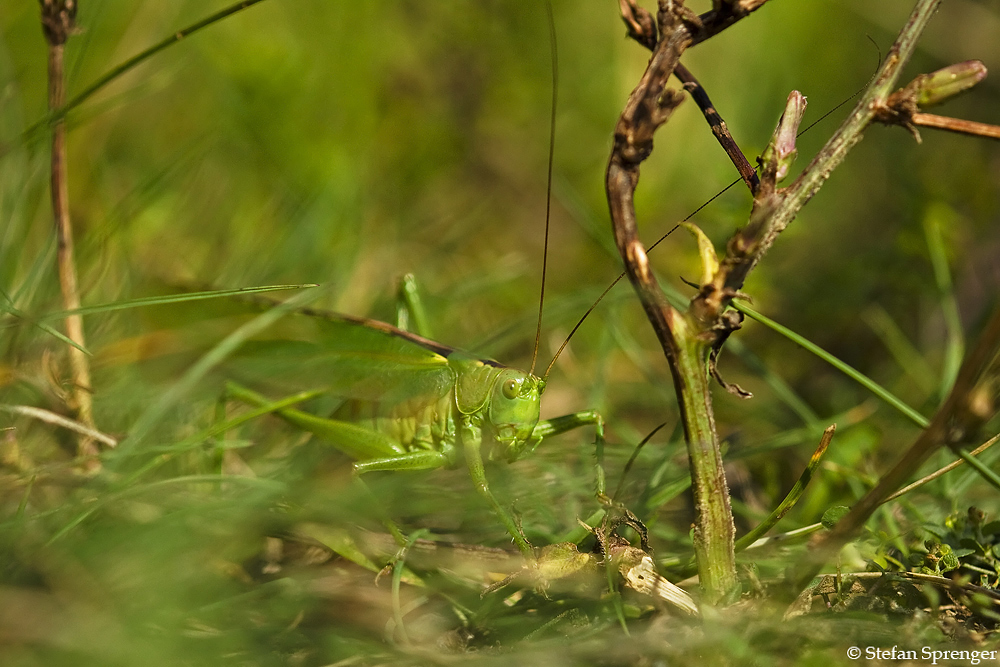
[541,179,740,380]
[540,44,883,382]
[529,0,558,377]
[797,36,882,138]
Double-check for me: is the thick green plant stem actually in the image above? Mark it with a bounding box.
[669,313,737,595]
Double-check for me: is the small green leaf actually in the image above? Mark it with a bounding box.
[821,506,850,529]
[679,222,718,285]
[982,521,1000,536]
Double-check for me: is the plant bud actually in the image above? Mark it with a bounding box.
[915,60,987,108]
[762,91,807,183]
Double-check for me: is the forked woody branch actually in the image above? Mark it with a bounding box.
[608,0,777,605]
[606,0,998,604]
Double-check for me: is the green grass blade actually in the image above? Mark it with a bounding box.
[0,292,90,355]
[862,304,936,396]
[953,440,1000,496]
[734,301,1000,497]
[112,287,325,459]
[732,403,874,460]
[46,475,284,545]
[24,284,317,324]
[391,529,430,644]
[732,301,930,429]
[950,445,1000,493]
[734,426,834,552]
[8,235,56,313]
[108,388,329,466]
[923,204,965,401]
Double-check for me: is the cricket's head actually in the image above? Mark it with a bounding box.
[489,369,544,462]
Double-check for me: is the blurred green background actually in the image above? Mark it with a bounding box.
[1,0,999,663]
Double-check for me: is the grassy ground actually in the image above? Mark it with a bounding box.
[1,1,1000,664]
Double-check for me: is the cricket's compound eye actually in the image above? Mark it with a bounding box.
[489,370,541,460]
[502,378,519,400]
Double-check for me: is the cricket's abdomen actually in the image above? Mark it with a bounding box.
[339,390,458,454]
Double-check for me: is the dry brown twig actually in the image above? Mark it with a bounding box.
[38,1,101,468]
[608,0,776,604]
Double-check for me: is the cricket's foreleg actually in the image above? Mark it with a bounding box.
[537,411,647,547]
[532,410,607,494]
[460,418,535,559]
[530,410,604,441]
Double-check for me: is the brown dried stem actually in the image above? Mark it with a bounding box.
[611,0,967,604]
[673,63,760,194]
[619,0,760,195]
[910,113,1000,140]
[607,0,772,604]
[40,0,99,464]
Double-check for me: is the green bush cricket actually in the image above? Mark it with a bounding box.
[224,282,604,560]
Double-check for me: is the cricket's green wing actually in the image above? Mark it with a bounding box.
[226,310,458,406]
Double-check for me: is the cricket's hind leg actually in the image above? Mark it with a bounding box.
[223,380,448,552]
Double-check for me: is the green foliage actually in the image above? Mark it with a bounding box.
[917,508,1000,583]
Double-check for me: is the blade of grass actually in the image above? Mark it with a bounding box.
[862,304,936,396]
[109,387,328,460]
[0,291,90,354]
[923,204,965,401]
[949,444,1000,493]
[952,439,1000,496]
[734,425,835,552]
[731,402,875,460]
[735,302,1000,494]
[732,301,930,429]
[390,529,429,645]
[111,287,325,459]
[8,232,55,308]
[611,422,668,503]
[748,431,1000,558]
[46,474,284,545]
[23,284,317,324]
